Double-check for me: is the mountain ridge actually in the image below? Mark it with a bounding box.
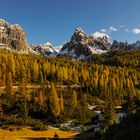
[0,19,140,60]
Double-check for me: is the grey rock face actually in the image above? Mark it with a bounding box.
[0,19,28,52]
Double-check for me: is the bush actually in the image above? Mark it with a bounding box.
[2,125,10,130]
[0,115,48,131]
[1,125,22,132]
[59,127,71,131]
[9,127,16,131]
[32,123,48,131]
[82,126,88,132]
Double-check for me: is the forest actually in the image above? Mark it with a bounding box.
[0,50,140,139]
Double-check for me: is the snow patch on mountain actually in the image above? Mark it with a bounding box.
[44,42,53,46]
[88,46,107,54]
[92,32,110,39]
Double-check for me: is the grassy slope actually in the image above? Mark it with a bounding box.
[0,127,79,140]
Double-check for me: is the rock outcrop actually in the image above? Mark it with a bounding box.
[0,19,28,52]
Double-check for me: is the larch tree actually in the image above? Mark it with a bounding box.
[71,90,78,108]
[72,67,79,83]
[98,74,104,97]
[31,60,39,82]
[63,67,68,80]
[59,94,64,112]
[49,82,60,118]
[103,101,116,133]
[5,72,14,96]
[38,91,44,107]
[38,68,44,84]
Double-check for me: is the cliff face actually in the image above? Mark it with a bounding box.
[0,19,28,52]
[61,28,95,57]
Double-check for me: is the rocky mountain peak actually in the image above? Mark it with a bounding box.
[0,19,9,26]
[74,27,86,34]
[0,19,28,52]
[91,32,112,49]
[92,32,110,40]
[135,41,140,47]
[30,42,59,56]
[43,42,53,46]
[110,40,140,50]
[71,27,91,45]
[60,28,111,59]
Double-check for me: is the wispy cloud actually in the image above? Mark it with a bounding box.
[125,28,129,32]
[100,29,107,33]
[119,25,125,28]
[100,26,118,34]
[131,28,140,34]
[109,26,118,33]
[101,26,140,35]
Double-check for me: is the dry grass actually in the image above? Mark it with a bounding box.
[0,127,79,140]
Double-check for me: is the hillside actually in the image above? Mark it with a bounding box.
[89,50,140,68]
[0,19,140,140]
[0,49,139,125]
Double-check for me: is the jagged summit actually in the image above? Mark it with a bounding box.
[0,19,9,25]
[70,27,91,45]
[43,42,53,46]
[74,27,86,34]
[110,40,140,50]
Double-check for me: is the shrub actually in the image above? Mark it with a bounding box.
[9,127,16,131]
[2,125,10,130]
[59,127,71,131]
[32,123,48,131]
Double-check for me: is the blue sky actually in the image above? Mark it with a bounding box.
[0,0,140,45]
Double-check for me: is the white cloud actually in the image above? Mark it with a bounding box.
[100,26,140,35]
[125,29,129,32]
[119,25,124,28]
[100,26,118,34]
[131,28,140,34]
[109,26,118,33]
[101,29,107,33]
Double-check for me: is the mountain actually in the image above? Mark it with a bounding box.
[60,28,111,60]
[30,28,111,59]
[133,41,140,49]
[0,19,28,53]
[110,40,140,50]
[30,42,60,56]
[0,19,140,59]
[92,32,112,49]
